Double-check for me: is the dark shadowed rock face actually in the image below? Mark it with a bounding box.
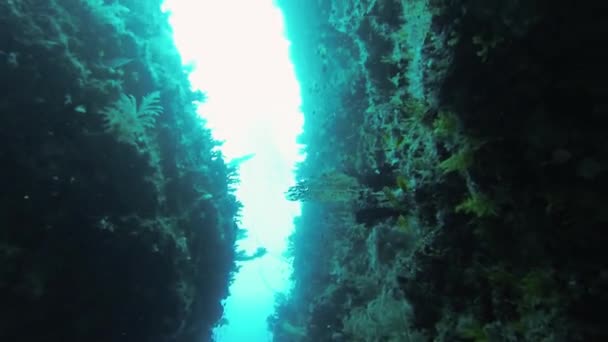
[0,1,240,341]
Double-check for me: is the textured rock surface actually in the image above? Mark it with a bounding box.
[274,0,607,340]
[0,1,240,341]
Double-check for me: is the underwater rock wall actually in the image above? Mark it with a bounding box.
[275,0,607,340]
[0,1,240,341]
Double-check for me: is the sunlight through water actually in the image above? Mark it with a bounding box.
[162,0,303,340]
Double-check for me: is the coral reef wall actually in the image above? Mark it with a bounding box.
[273,0,607,341]
[0,1,240,341]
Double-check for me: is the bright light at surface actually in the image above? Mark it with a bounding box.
[163,0,303,341]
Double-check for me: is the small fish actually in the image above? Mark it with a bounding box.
[577,157,603,180]
[551,148,572,164]
[74,105,87,113]
[103,57,134,69]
